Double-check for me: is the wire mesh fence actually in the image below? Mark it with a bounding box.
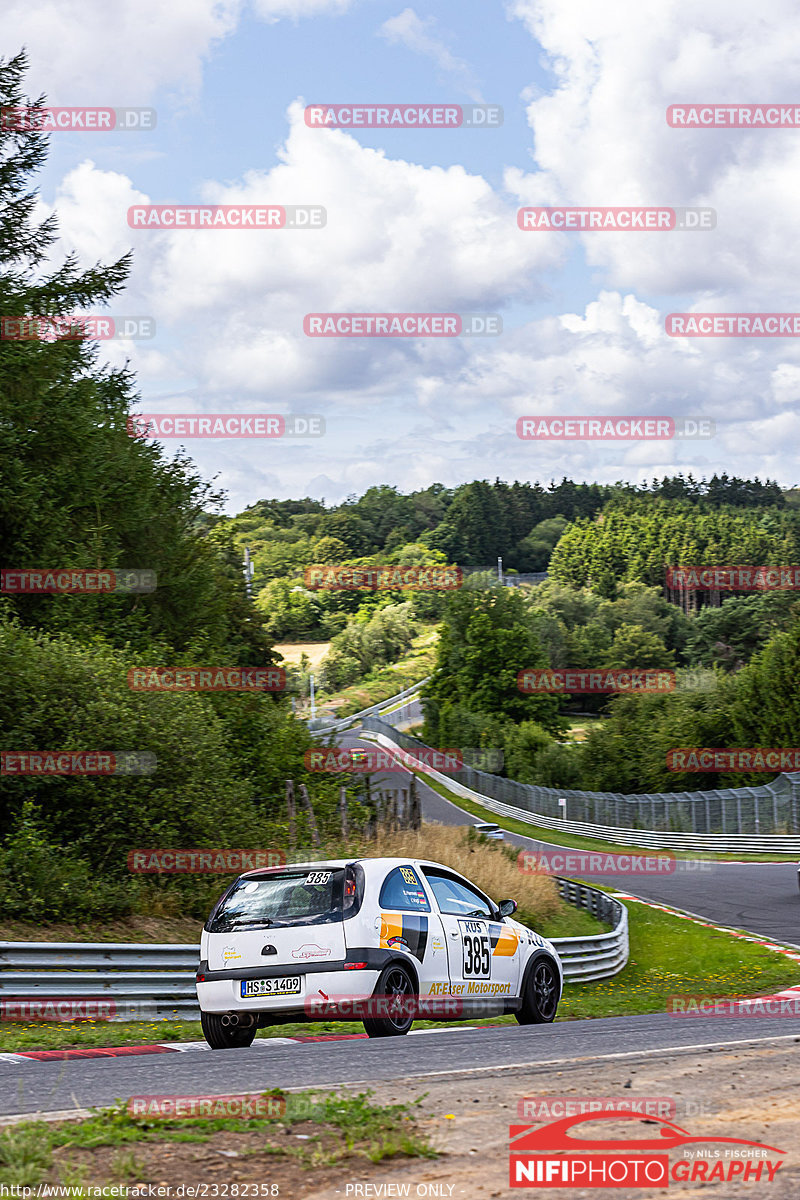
[362,717,800,836]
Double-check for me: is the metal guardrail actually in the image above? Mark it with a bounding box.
[553,879,628,982]
[308,677,430,737]
[362,718,800,847]
[0,942,200,1020]
[0,880,626,1020]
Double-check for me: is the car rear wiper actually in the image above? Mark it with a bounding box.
[226,916,276,928]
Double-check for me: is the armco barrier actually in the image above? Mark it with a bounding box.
[308,677,429,737]
[553,880,628,982]
[0,942,200,1019]
[361,719,800,851]
[0,882,627,1020]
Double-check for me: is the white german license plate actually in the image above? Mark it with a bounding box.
[241,976,302,998]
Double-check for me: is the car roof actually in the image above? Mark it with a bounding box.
[239,856,475,880]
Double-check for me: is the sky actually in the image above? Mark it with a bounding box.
[6,0,800,511]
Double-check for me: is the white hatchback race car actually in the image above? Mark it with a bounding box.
[196,857,563,1048]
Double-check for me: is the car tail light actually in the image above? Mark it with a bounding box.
[345,962,367,970]
[196,973,206,982]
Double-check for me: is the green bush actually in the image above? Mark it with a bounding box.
[0,802,133,921]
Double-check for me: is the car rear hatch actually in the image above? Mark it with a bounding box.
[205,865,354,972]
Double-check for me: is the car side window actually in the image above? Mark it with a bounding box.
[423,871,494,917]
[378,865,431,912]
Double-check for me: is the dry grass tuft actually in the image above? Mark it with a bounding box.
[359,822,560,929]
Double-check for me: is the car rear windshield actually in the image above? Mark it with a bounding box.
[208,868,347,932]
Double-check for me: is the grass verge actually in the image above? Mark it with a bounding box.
[0,1091,435,1190]
[557,898,800,1020]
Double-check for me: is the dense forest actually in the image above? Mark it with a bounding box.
[0,55,344,922]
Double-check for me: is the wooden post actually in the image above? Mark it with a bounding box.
[339,785,349,841]
[409,774,421,830]
[364,774,374,839]
[299,782,321,848]
[286,779,296,849]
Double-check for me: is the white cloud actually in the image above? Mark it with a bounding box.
[507,0,800,302]
[60,102,560,403]
[22,0,800,505]
[379,9,483,102]
[4,0,242,104]
[251,0,357,20]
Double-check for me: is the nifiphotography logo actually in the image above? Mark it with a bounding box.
[508,1111,785,1187]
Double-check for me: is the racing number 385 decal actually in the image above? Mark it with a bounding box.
[461,919,491,978]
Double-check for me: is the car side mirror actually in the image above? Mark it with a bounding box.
[498,899,517,917]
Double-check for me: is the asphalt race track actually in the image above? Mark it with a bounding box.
[338,729,800,947]
[1,722,796,1122]
[2,1016,800,1117]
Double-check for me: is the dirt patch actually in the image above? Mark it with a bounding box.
[273,642,331,669]
[49,1124,422,1197]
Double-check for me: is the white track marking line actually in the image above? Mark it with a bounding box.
[0,1107,95,1126]
[409,1026,477,1035]
[321,1031,800,1086]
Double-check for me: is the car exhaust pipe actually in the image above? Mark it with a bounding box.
[221,1013,255,1029]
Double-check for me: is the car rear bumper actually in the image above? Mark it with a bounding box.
[197,968,381,1014]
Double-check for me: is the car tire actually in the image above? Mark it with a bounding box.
[362,963,416,1037]
[515,956,560,1025]
[201,1011,258,1049]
